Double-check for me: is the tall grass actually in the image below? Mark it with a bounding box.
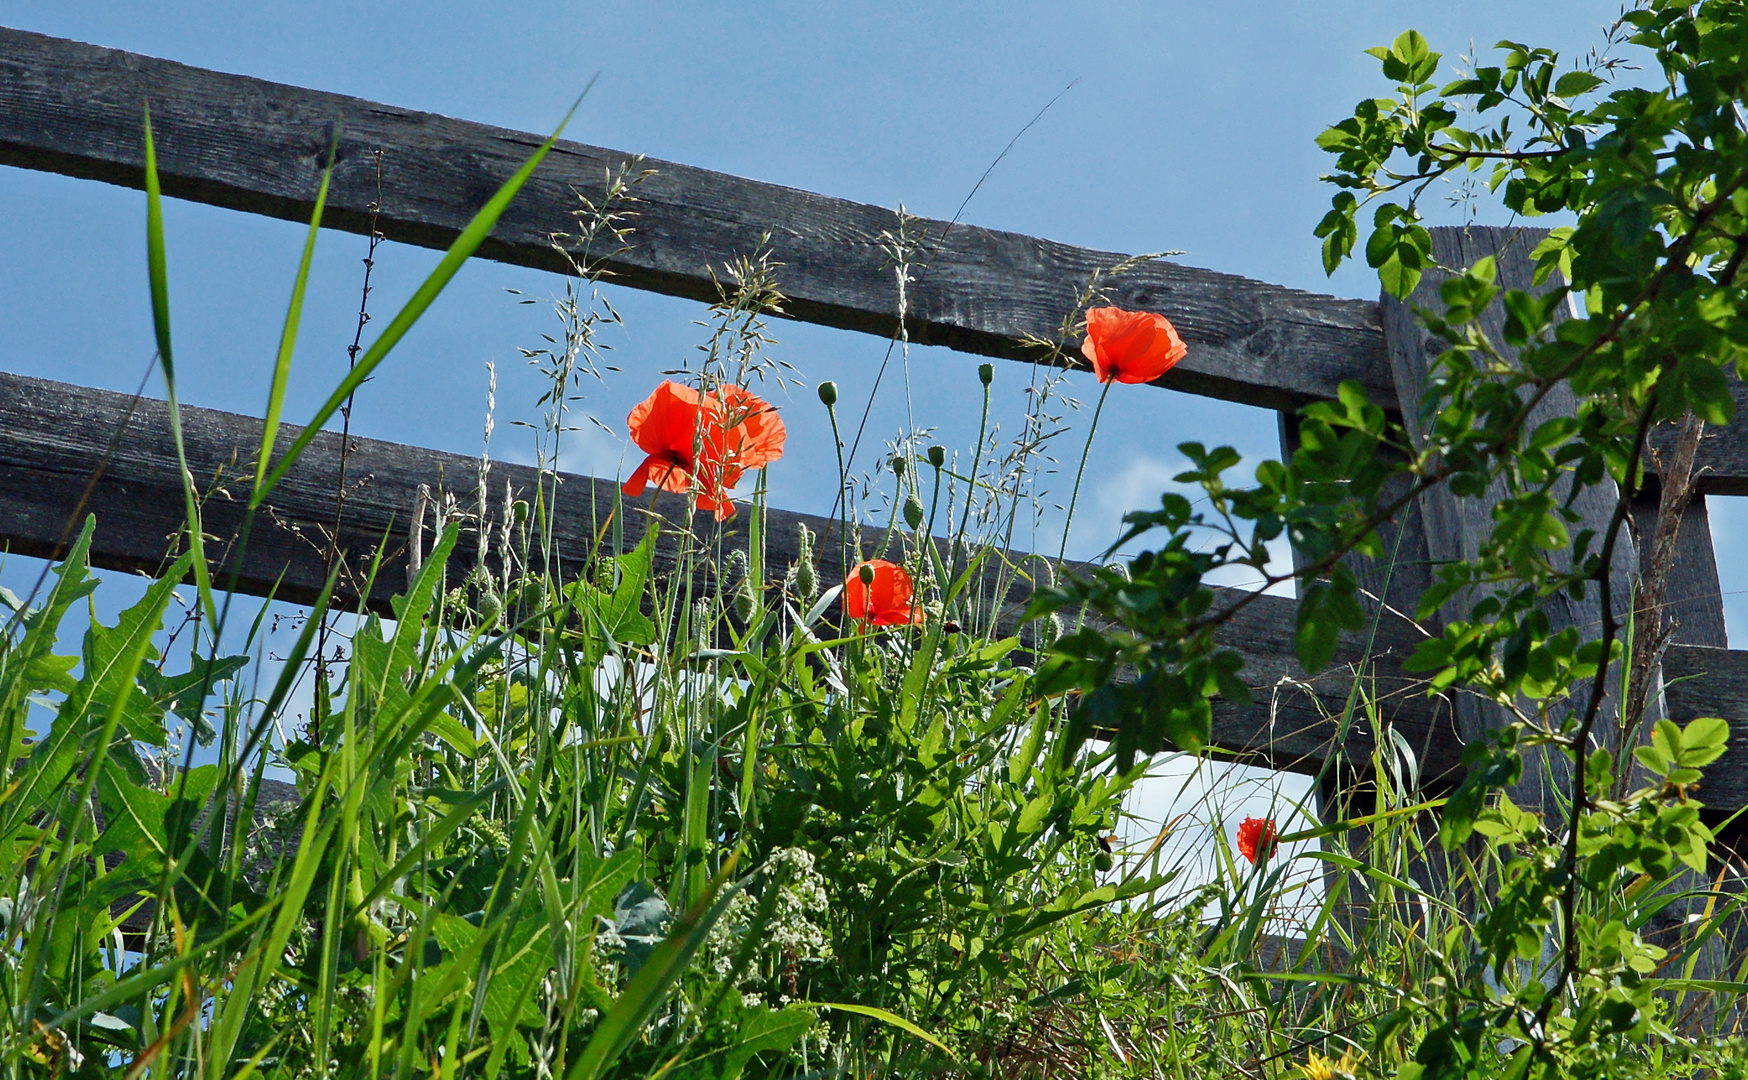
[3,106,1747,1080]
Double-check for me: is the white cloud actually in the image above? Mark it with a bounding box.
[557,424,631,481]
[1084,454,1295,596]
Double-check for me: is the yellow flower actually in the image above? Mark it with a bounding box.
[1299,1048,1360,1080]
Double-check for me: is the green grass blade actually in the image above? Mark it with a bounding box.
[255,82,595,504]
[806,1002,958,1059]
[255,126,340,496]
[143,106,175,381]
[144,104,218,626]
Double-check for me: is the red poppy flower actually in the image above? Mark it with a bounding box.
[1080,306,1188,384]
[714,383,787,490]
[1236,816,1277,866]
[622,380,785,520]
[843,559,924,626]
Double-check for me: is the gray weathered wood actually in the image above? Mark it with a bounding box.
[1385,229,1738,992]
[1654,375,1748,497]
[7,27,1748,481]
[1631,491,1729,649]
[1278,412,1451,932]
[0,368,1456,778]
[0,25,1390,411]
[1665,645,1748,820]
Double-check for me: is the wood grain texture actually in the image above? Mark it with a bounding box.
[1664,645,1748,818]
[1631,492,1729,649]
[0,25,1392,411]
[8,26,1748,474]
[1655,377,1748,497]
[0,369,1455,777]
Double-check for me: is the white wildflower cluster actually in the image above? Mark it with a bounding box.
[762,847,832,969]
[704,847,833,1008]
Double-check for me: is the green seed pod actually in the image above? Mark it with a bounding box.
[475,585,503,628]
[904,494,925,530]
[978,363,994,386]
[927,445,946,468]
[817,381,838,407]
[859,562,876,585]
[891,455,907,477]
[728,549,755,621]
[791,524,818,599]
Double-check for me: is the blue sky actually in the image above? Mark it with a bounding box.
[1,4,1738,793]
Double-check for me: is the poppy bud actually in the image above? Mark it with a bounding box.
[728,550,755,621]
[859,562,876,585]
[817,381,838,407]
[891,456,907,477]
[904,494,925,530]
[927,445,946,468]
[978,363,994,386]
[475,585,503,628]
[791,524,818,599]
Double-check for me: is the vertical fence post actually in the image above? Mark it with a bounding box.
[1382,224,1642,814]
[1381,224,1731,1012]
[1629,493,1728,650]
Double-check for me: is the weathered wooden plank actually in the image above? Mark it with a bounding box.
[1664,646,1748,819]
[0,25,1392,412]
[1654,378,1748,497]
[7,27,1748,480]
[1631,491,1729,649]
[0,369,1453,777]
[1277,411,1450,931]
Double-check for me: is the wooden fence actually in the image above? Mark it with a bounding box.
[3,26,1747,819]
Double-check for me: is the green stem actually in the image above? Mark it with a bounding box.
[949,378,991,586]
[1057,380,1113,567]
[925,461,943,548]
[827,402,848,575]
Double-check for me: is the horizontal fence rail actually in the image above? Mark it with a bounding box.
[0,370,1460,780]
[0,28,1386,412]
[1,27,1746,812]
[5,27,1747,492]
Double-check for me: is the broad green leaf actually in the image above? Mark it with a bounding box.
[570,523,658,648]
[565,866,745,1080]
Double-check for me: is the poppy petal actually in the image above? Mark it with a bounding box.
[622,455,658,498]
[1082,306,1188,384]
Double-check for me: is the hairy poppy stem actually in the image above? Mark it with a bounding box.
[1057,380,1113,567]
[823,392,848,574]
[925,458,943,551]
[949,374,992,590]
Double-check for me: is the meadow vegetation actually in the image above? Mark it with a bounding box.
[6,3,1748,1077]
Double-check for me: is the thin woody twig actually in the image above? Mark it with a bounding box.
[1618,408,1706,796]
